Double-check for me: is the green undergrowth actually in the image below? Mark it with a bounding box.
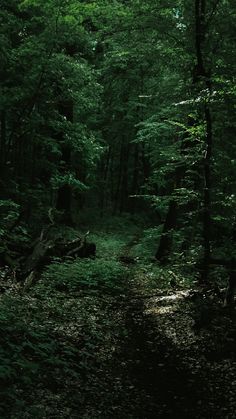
[131,263,192,292]
[90,232,127,259]
[128,227,197,290]
[0,224,134,417]
[0,219,201,417]
[0,295,82,418]
[38,258,129,294]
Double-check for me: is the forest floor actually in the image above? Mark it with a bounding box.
[1,218,236,418]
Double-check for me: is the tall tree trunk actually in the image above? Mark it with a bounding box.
[156,0,213,270]
[110,151,115,203]
[201,104,213,280]
[100,146,111,216]
[0,111,6,163]
[141,143,150,180]
[155,200,178,262]
[130,144,139,213]
[56,100,74,225]
[120,144,130,213]
[113,139,124,215]
[0,111,6,185]
[155,161,185,263]
[195,0,213,281]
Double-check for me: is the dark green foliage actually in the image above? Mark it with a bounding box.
[0,0,102,224]
[0,1,236,417]
[1,0,235,269]
[0,296,81,417]
[40,258,128,293]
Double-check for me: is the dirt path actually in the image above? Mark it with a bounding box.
[107,240,236,418]
[117,292,207,418]
[2,232,236,418]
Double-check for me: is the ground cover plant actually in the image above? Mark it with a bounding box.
[1,224,236,418]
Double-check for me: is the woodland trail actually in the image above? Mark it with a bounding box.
[1,231,236,418]
[98,237,236,419]
[115,288,210,418]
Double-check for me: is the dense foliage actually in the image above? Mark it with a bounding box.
[1,0,235,268]
[0,0,235,417]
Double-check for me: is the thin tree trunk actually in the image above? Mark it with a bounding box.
[110,151,115,203]
[201,104,212,281]
[113,139,124,215]
[195,0,213,281]
[155,161,185,263]
[130,144,139,213]
[56,100,73,225]
[141,143,150,180]
[120,144,130,213]
[156,0,213,271]
[155,200,178,262]
[0,111,6,167]
[100,146,111,216]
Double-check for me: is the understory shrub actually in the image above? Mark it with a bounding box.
[40,258,128,293]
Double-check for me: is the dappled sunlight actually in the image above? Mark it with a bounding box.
[142,290,192,318]
[142,290,196,348]
[146,290,191,304]
[144,305,177,315]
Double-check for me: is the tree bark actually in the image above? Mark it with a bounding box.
[113,139,124,215]
[129,144,139,213]
[201,104,212,281]
[194,0,213,282]
[155,200,178,263]
[100,146,111,216]
[119,144,130,213]
[56,100,74,225]
[0,111,6,171]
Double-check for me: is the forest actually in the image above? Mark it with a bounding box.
[0,0,236,417]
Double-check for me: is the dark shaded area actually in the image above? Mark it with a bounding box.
[118,298,206,418]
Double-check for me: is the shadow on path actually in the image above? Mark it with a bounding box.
[116,293,210,419]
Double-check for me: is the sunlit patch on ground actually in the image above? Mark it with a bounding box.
[142,290,196,347]
[145,304,177,315]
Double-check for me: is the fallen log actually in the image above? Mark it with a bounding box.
[0,209,95,291]
[22,237,54,277]
[20,229,96,284]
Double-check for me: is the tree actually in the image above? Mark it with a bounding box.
[0,0,102,225]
